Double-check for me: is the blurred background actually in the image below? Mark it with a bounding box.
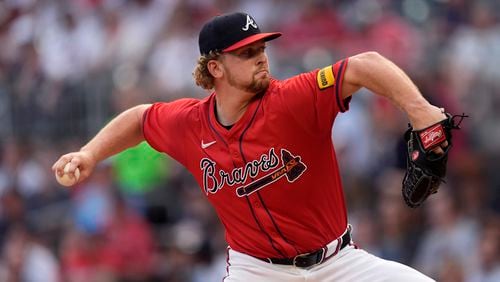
[0,0,499,281]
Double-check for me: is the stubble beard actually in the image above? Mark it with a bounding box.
[228,72,270,94]
[247,77,270,94]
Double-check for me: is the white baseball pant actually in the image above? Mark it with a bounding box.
[223,245,434,282]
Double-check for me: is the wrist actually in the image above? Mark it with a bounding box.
[403,97,430,118]
[406,103,447,130]
[79,146,99,164]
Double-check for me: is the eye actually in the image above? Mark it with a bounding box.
[241,49,252,57]
[231,45,266,59]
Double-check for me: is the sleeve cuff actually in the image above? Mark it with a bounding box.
[334,59,351,113]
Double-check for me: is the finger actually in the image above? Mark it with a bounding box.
[430,140,449,155]
[440,141,449,149]
[52,155,72,174]
[65,157,81,175]
[432,145,443,154]
[53,154,81,175]
[432,146,444,155]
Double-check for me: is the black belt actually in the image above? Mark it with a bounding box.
[257,229,352,268]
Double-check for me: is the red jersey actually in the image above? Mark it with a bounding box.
[143,59,350,259]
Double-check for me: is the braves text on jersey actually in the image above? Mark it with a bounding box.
[143,59,350,259]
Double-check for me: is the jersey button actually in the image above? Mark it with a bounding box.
[253,201,260,208]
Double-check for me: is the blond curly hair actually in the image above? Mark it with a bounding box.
[192,51,222,90]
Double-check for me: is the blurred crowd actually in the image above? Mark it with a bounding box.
[0,0,499,281]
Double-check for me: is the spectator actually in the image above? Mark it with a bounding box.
[468,216,500,282]
[413,187,479,278]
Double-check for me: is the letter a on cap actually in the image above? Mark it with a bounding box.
[242,14,258,31]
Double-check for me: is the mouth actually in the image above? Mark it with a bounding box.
[255,69,269,76]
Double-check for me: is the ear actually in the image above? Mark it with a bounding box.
[207,59,224,79]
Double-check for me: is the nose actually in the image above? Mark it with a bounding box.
[256,51,268,66]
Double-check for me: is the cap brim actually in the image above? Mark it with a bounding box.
[223,32,282,52]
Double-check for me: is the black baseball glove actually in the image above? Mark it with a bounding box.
[402,113,467,208]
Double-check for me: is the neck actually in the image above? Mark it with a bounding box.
[214,86,257,126]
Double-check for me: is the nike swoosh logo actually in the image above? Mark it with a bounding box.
[201,140,217,149]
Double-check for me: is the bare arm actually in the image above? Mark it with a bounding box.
[341,52,446,131]
[52,104,151,185]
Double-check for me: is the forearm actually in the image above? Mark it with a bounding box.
[343,52,439,129]
[81,104,151,162]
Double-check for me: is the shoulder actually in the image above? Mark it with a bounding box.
[145,95,213,126]
[149,95,211,115]
[161,97,206,110]
[269,70,320,94]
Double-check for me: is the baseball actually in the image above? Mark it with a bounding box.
[55,163,80,187]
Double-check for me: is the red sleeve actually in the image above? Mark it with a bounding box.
[279,58,350,134]
[142,99,198,163]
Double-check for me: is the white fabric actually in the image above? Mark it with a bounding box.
[321,225,350,260]
[224,245,434,282]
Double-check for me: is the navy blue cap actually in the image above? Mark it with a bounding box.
[198,12,282,55]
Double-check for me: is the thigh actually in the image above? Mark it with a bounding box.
[309,246,435,282]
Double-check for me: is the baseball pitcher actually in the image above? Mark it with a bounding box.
[53,12,464,281]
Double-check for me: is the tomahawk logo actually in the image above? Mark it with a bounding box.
[236,149,307,197]
[242,14,258,31]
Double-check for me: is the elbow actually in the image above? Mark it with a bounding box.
[347,51,386,78]
[351,51,385,64]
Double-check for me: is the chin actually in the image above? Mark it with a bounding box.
[252,78,270,93]
[260,77,270,88]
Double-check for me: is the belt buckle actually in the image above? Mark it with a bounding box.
[292,249,324,268]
